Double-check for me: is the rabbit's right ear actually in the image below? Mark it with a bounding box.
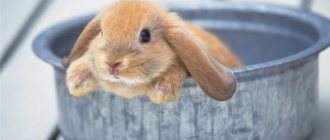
[164,26,237,101]
[64,15,102,67]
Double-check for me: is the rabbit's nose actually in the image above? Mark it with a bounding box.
[109,62,121,69]
[109,62,121,76]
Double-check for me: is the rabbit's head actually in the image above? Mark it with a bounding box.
[68,1,179,86]
[66,0,237,101]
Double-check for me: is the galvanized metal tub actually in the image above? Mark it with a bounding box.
[33,3,330,140]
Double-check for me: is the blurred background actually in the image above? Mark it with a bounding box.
[0,0,329,139]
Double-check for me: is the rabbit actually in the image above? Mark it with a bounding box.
[64,0,242,104]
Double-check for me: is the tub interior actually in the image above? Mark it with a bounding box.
[51,9,319,66]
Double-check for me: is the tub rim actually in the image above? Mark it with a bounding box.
[32,2,330,77]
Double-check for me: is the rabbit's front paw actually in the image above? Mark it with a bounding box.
[147,63,186,104]
[66,57,97,96]
[147,82,180,104]
[66,72,96,96]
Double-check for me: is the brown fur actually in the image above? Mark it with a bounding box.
[186,24,241,67]
[65,0,242,104]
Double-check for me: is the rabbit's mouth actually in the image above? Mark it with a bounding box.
[109,67,120,79]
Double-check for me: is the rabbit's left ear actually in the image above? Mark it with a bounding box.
[64,15,102,67]
[164,26,236,101]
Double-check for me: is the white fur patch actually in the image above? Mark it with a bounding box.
[103,75,146,86]
[122,58,130,67]
[155,89,165,98]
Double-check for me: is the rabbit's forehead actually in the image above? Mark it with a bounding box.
[101,2,159,42]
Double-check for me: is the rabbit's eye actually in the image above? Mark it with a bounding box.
[140,29,151,43]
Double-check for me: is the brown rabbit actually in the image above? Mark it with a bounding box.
[65,0,242,104]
